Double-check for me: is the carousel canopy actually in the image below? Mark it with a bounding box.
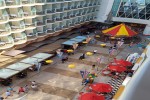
[102,24,137,37]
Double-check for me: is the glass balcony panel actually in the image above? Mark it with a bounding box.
[46,9,56,13]
[5,0,21,6]
[22,0,35,4]
[36,11,45,15]
[0,15,9,21]
[47,0,55,3]
[64,0,71,1]
[36,21,45,26]
[0,1,5,7]
[47,28,54,33]
[56,0,63,2]
[56,8,63,12]
[37,31,46,36]
[47,19,55,23]
[36,0,45,3]
[25,23,35,28]
[9,14,20,19]
[11,25,23,31]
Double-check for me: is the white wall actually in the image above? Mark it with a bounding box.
[119,57,150,100]
[94,0,114,22]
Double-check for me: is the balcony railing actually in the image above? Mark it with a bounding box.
[23,12,36,17]
[25,23,35,28]
[64,0,71,1]
[9,14,23,19]
[26,33,36,37]
[36,21,45,26]
[69,14,74,18]
[36,11,45,15]
[54,27,61,31]
[77,13,81,16]
[56,8,63,12]
[47,0,55,3]
[5,0,20,6]
[35,0,45,3]
[11,25,25,31]
[46,9,56,14]
[46,28,54,33]
[37,31,46,36]
[46,19,55,23]
[22,0,35,4]
[13,36,24,42]
[0,38,14,50]
[56,17,63,21]
[67,6,71,10]
[78,5,83,8]
[83,4,88,7]
[56,0,63,2]
[64,7,68,10]
[0,28,11,36]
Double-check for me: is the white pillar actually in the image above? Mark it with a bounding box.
[94,0,114,22]
[143,25,150,35]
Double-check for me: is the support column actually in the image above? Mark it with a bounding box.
[143,25,150,35]
[94,0,114,22]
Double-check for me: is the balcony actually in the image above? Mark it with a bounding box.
[5,0,21,7]
[0,36,14,50]
[46,9,56,14]
[22,0,35,5]
[36,21,45,26]
[35,0,45,3]
[93,3,97,6]
[46,28,55,34]
[46,19,55,23]
[13,33,27,45]
[56,0,63,2]
[64,0,72,1]
[78,5,83,8]
[64,16,70,19]
[54,27,61,31]
[70,14,75,18]
[0,15,9,22]
[0,1,5,8]
[82,12,86,15]
[26,33,37,41]
[70,23,74,27]
[89,3,92,6]
[76,13,81,16]
[56,8,64,12]
[63,25,68,28]
[37,31,47,36]
[25,23,36,29]
[36,11,45,15]
[0,29,11,36]
[23,11,36,18]
[71,6,76,9]
[9,14,23,20]
[56,17,62,21]
[11,25,25,32]
[83,4,88,7]
[64,7,68,10]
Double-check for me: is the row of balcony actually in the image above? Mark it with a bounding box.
[0,14,94,50]
[0,11,96,36]
[0,5,98,23]
[0,0,100,7]
[0,13,96,50]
